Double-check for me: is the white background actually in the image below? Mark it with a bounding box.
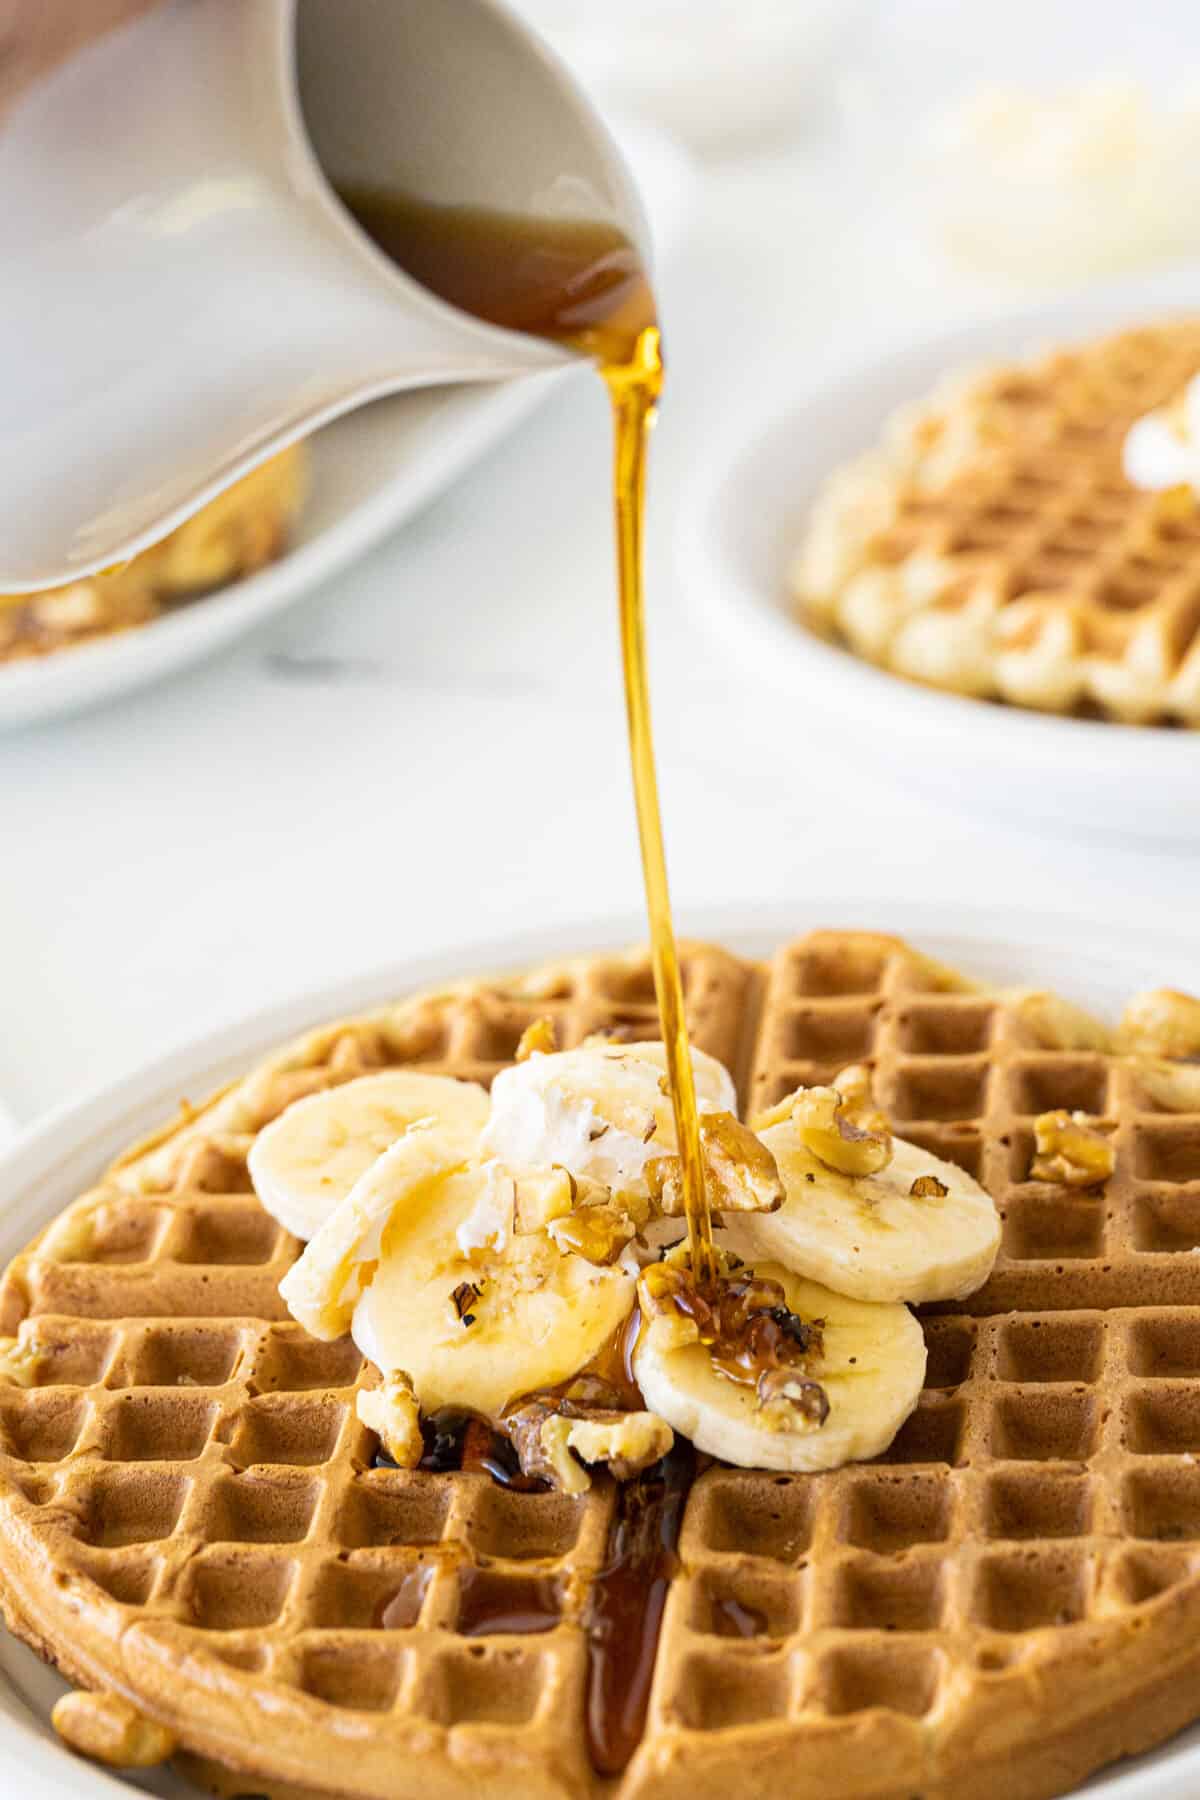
[2,0,1197,1128]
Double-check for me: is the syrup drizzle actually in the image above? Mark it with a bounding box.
[336,191,711,1774]
[336,189,715,1286]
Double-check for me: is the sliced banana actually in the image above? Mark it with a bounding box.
[280,1124,474,1338]
[723,1115,1000,1305]
[482,1040,736,1200]
[633,1260,925,1472]
[281,1126,635,1418]
[249,1070,489,1239]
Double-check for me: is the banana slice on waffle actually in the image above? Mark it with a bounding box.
[633,1257,926,1472]
[249,1070,489,1238]
[280,1125,636,1418]
[724,1091,1000,1304]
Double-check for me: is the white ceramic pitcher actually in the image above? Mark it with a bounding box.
[0,0,653,592]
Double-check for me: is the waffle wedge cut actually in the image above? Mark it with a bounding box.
[793,319,1200,724]
[6,932,1200,1800]
[0,443,307,664]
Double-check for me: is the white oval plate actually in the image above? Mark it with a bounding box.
[2,897,1200,1799]
[689,268,1200,843]
[0,117,692,732]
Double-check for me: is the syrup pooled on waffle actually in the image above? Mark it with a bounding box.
[6,934,1200,1798]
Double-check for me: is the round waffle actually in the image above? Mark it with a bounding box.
[792,319,1200,725]
[4,931,1200,1800]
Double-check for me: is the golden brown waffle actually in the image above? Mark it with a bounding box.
[792,320,1200,724]
[0,444,307,664]
[5,931,1200,1800]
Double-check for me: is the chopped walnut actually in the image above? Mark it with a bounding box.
[547,1198,636,1266]
[539,1410,674,1493]
[757,1368,831,1433]
[1120,989,1200,1060]
[52,1691,176,1769]
[644,1112,784,1217]
[516,1016,558,1062]
[506,1376,670,1492]
[910,1174,949,1199]
[512,1166,575,1234]
[831,1064,890,1136]
[0,1335,40,1387]
[450,1280,483,1326]
[1030,1110,1115,1188]
[357,1373,423,1469]
[791,1085,893,1176]
[701,1113,785,1212]
[638,1261,705,1354]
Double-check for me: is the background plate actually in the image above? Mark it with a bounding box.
[2,898,1200,1798]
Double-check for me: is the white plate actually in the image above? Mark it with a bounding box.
[3,897,1200,1800]
[689,268,1200,843]
[0,118,693,732]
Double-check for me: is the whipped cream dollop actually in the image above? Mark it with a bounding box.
[481,1041,737,1198]
[1124,376,1200,497]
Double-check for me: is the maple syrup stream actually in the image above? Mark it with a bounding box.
[339,190,709,1774]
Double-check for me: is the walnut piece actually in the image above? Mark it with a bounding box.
[910,1174,949,1199]
[644,1111,784,1216]
[356,1372,423,1469]
[792,1085,893,1176]
[539,1410,674,1493]
[1120,988,1200,1059]
[52,1690,176,1768]
[547,1198,636,1266]
[638,1261,705,1354]
[831,1063,891,1133]
[512,1165,574,1234]
[516,1016,558,1062]
[1030,1110,1115,1188]
[757,1368,831,1433]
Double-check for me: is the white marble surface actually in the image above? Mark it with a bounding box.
[1,114,1193,1133]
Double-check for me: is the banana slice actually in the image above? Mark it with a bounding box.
[723,1115,999,1305]
[249,1071,489,1239]
[280,1127,636,1418]
[482,1041,736,1199]
[633,1260,925,1472]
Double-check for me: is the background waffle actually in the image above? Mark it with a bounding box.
[792,319,1200,724]
[0,444,307,665]
[5,931,1200,1799]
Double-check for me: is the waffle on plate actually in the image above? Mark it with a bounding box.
[0,444,307,664]
[792,320,1200,725]
[4,931,1200,1799]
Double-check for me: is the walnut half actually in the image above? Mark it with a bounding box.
[1030,1110,1114,1188]
[357,1372,423,1469]
[645,1112,784,1217]
[791,1085,893,1177]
